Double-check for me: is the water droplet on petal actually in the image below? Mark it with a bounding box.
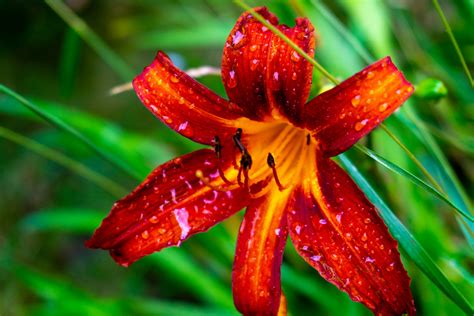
[311,255,321,261]
[231,30,246,48]
[170,76,180,83]
[141,230,149,239]
[367,71,374,79]
[250,59,259,71]
[178,97,185,105]
[291,51,301,62]
[351,95,361,107]
[378,102,388,112]
[386,262,395,271]
[364,218,371,224]
[250,44,258,52]
[261,26,268,32]
[149,216,159,224]
[354,119,369,131]
[319,219,327,225]
[361,233,368,241]
[227,70,237,88]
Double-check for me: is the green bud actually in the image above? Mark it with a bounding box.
[414,78,448,100]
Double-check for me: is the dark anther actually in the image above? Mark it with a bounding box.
[267,153,275,168]
[306,133,311,145]
[240,152,253,170]
[233,128,246,153]
[267,152,285,191]
[213,136,222,158]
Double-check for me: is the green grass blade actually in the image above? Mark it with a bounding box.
[338,154,473,314]
[0,84,142,180]
[45,0,135,81]
[432,0,473,87]
[20,208,106,233]
[0,126,127,197]
[355,145,473,222]
[311,0,373,64]
[148,249,234,309]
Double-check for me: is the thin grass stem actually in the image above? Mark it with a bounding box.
[0,84,142,181]
[45,0,135,81]
[0,126,127,198]
[432,0,473,87]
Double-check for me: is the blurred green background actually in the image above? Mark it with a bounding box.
[0,0,473,315]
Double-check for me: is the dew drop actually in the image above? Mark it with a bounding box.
[361,233,368,241]
[149,216,159,224]
[174,208,190,240]
[250,59,259,71]
[351,95,361,107]
[378,102,388,112]
[261,26,268,32]
[275,228,281,236]
[339,112,346,119]
[170,76,180,83]
[227,70,237,88]
[231,30,245,48]
[367,71,374,79]
[273,71,279,81]
[311,255,321,262]
[386,262,395,271]
[291,72,297,80]
[178,97,185,105]
[364,218,371,224]
[250,44,258,52]
[365,256,375,263]
[319,219,327,225]
[354,119,369,131]
[141,230,149,239]
[291,51,301,62]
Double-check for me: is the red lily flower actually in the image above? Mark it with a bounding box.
[87,7,416,316]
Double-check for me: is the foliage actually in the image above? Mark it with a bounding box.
[0,0,472,315]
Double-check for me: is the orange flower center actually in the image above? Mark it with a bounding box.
[202,118,317,198]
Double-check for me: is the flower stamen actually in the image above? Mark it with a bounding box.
[195,169,228,192]
[213,136,234,185]
[267,153,286,191]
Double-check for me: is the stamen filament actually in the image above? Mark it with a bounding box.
[195,170,228,192]
[267,153,286,191]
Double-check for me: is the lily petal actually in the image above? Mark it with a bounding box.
[134,51,242,145]
[286,153,415,315]
[304,57,413,157]
[86,149,249,266]
[222,7,315,123]
[232,189,291,315]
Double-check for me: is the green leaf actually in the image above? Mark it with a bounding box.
[0,84,142,180]
[20,208,105,234]
[338,154,473,314]
[355,145,473,222]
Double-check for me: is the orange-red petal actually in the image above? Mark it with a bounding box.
[221,7,315,123]
[304,57,413,157]
[286,154,415,315]
[86,149,249,266]
[232,189,290,315]
[133,51,243,145]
